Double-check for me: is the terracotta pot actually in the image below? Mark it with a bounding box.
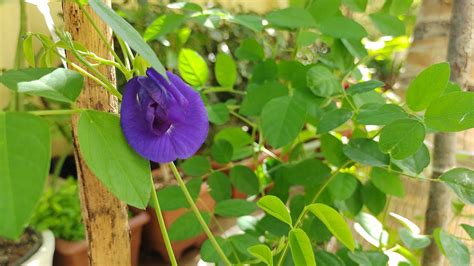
[53,211,149,266]
[142,183,216,261]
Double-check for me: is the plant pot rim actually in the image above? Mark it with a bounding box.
[55,211,150,255]
[10,228,43,265]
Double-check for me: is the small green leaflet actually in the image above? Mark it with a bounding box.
[406,62,450,112]
[289,229,316,266]
[257,195,292,226]
[379,118,425,160]
[425,91,474,132]
[439,168,474,204]
[306,203,355,251]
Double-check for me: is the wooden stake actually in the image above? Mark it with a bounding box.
[63,1,131,265]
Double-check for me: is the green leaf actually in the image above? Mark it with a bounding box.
[228,234,261,262]
[343,0,367,12]
[329,173,358,200]
[399,228,431,250]
[406,62,450,111]
[181,156,210,176]
[369,12,405,36]
[318,108,353,134]
[439,168,474,204]
[362,181,386,215]
[215,199,257,217]
[343,183,363,216]
[347,80,384,95]
[143,14,185,41]
[248,244,273,266]
[289,0,307,8]
[321,134,349,167]
[297,31,319,47]
[211,140,233,164]
[315,250,345,266]
[178,48,208,87]
[289,229,316,266]
[215,53,237,87]
[230,165,259,195]
[265,7,316,29]
[257,195,292,226]
[0,68,83,103]
[278,60,308,88]
[461,224,474,239]
[280,158,331,186]
[343,138,390,167]
[357,104,408,125]
[370,168,404,197]
[425,91,474,132]
[392,144,430,175]
[207,172,232,202]
[435,229,471,266]
[155,177,202,211]
[307,203,355,250]
[354,212,388,248]
[168,211,211,241]
[444,81,462,94]
[261,96,307,148]
[309,0,341,23]
[214,127,253,160]
[200,237,232,263]
[319,17,368,39]
[240,82,287,116]
[389,0,413,16]
[77,110,151,208]
[229,14,263,32]
[342,38,368,59]
[23,34,35,67]
[89,0,166,76]
[235,39,264,62]
[379,119,425,160]
[348,251,388,266]
[206,103,229,125]
[251,59,278,84]
[307,65,341,97]
[0,112,50,239]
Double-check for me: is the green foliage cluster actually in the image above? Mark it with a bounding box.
[30,178,85,242]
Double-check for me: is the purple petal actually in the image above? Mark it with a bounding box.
[120,72,209,163]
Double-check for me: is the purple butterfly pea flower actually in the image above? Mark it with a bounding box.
[120,68,209,163]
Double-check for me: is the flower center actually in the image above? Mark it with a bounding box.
[148,102,172,135]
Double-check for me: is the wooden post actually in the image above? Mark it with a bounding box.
[422,1,473,265]
[63,1,131,265]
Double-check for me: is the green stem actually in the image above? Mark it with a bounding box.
[11,0,27,112]
[168,162,231,266]
[230,110,256,128]
[29,109,83,116]
[78,4,126,70]
[149,175,178,266]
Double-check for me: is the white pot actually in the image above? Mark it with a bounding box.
[22,230,55,266]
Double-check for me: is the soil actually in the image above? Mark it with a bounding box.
[0,229,42,266]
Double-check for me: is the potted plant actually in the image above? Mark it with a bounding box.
[30,178,150,266]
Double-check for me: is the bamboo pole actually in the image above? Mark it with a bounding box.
[63,1,131,265]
